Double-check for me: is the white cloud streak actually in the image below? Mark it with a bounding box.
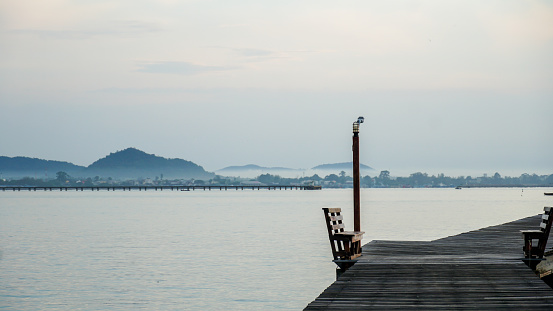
[9,20,162,39]
[136,61,234,75]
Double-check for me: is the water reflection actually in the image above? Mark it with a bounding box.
[0,188,551,310]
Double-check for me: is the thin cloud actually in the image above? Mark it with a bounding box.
[233,48,274,57]
[234,47,323,59]
[136,61,232,75]
[207,46,322,64]
[232,48,289,63]
[94,87,224,94]
[10,20,161,40]
[229,47,295,63]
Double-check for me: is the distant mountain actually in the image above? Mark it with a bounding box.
[0,156,85,178]
[2,149,375,180]
[304,162,374,178]
[216,162,376,178]
[218,164,297,172]
[216,164,302,178]
[0,148,214,180]
[312,162,373,171]
[87,148,214,179]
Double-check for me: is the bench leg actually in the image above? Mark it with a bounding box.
[524,238,533,259]
[354,240,362,256]
[343,241,352,260]
[523,237,540,270]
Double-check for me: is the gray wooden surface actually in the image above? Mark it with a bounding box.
[305,215,553,310]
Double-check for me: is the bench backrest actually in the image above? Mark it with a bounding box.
[537,206,553,250]
[322,208,346,236]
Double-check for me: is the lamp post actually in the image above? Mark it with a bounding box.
[353,116,364,232]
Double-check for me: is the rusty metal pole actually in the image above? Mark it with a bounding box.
[352,117,363,232]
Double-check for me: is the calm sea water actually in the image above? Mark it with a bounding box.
[1,187,552,310]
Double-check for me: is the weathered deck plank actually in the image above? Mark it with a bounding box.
[305,215,553,310]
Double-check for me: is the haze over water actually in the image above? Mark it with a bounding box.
[1,1,552,176]
[1,188,551,310]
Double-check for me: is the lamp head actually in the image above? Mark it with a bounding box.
[353,116,364,134]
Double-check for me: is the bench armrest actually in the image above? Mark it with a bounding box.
[334,231,364,242]
[521,230,544,239]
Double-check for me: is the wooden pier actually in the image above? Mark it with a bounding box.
[305,215,553,310]
[0,185,306,192]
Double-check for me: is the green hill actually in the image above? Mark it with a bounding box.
[86,148,214,179]
[0,148,214,180]
[0,156,84,178]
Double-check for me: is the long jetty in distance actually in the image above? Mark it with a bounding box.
[0,185,310,192]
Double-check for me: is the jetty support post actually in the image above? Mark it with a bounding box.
[353,116,364,232]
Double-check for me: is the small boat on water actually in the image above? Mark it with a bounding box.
[304,185,322,190]
[545,192,553,196]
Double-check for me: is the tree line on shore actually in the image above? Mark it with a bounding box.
[1,170,552,188]
[254,171,553,188]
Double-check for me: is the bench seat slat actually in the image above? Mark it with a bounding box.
[334,231,365,242]
[521,229,544,233]
[329,215,343,221]
[334,230,365,236]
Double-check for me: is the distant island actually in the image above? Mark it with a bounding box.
[312,162,373,171]
[0,156,83,178]
[215,164,303,177]
[1,148,551,188]
[215,162,374,178]
[87,148,213,180]
[1,148,376,180]
[0,148,213,180]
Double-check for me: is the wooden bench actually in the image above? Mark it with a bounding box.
[521,206,553,269]
[323,208,364,264]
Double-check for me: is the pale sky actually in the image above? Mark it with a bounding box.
[1,0,552,177]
